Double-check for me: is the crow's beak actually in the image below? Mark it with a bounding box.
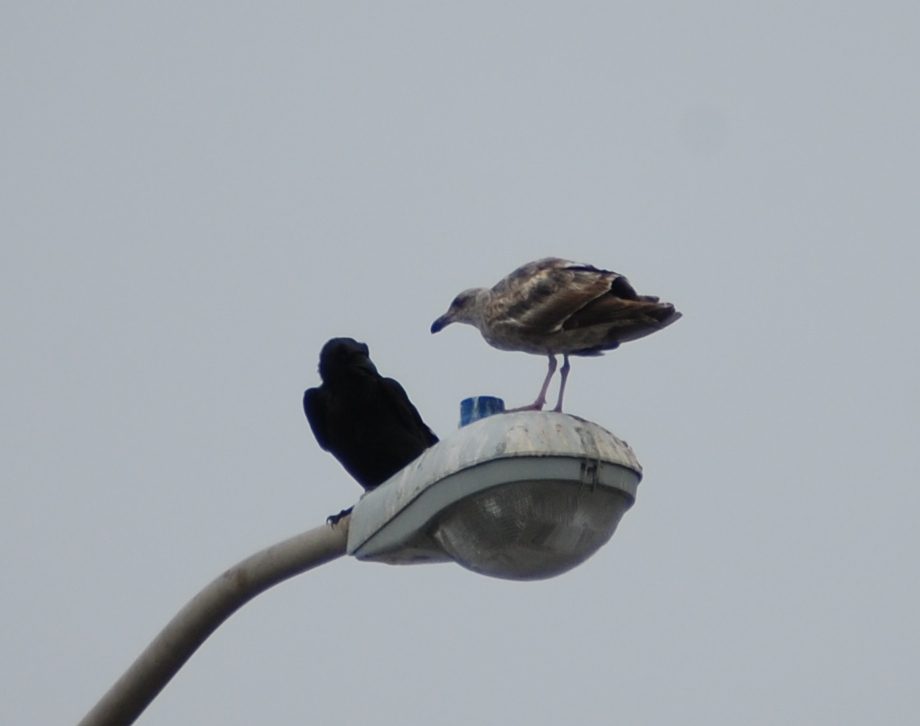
[430,314,452,334]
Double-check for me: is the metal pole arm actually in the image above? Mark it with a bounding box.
[78,517,350,726]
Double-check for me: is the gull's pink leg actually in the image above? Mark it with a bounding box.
[506,355,556,412]
[551,355,571,412]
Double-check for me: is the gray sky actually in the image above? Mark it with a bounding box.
[3,3,918,724]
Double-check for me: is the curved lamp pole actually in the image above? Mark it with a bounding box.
[78,521,350,726]
[79,410,642,725]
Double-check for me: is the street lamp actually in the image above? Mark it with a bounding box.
[349,409,641,580]
[79,407,643,725]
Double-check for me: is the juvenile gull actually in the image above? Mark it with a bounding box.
[304,338,439,524]
[430,257,681,412]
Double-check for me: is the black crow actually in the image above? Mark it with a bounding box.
[304,338,438,524]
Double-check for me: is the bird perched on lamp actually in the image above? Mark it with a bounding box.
[431,257,681,412]
[304,337,439,524]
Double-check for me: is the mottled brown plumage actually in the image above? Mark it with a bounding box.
[430,258,681,411]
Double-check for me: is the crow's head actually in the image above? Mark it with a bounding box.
[318,337,378,382]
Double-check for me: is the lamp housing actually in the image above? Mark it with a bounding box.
[347,411,641,580]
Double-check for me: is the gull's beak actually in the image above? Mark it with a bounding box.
[430,313,453,334]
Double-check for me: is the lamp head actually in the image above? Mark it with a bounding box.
[347,411,642,581]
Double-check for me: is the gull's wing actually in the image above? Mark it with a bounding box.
[495,258,630,332]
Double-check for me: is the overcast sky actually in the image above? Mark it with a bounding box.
[3,3,918,724]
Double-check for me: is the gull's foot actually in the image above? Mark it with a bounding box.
[504,398,550,412]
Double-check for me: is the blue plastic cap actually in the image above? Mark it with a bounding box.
[459,396,506,427]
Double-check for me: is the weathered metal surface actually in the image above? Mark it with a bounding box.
[346,411,642,564]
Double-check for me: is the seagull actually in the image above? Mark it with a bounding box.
[430,257,681,412]
[304,338,439,524]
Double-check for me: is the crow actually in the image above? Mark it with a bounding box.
[304,338,439,524]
